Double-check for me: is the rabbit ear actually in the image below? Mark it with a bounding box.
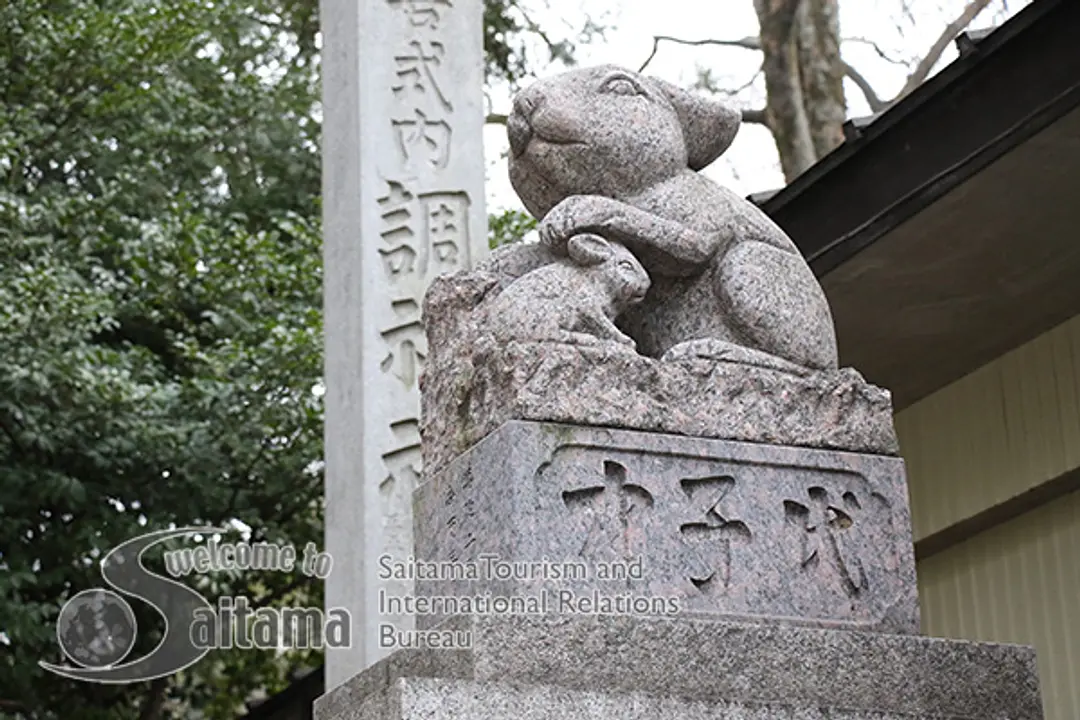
[567,233,613,266]
[648,76,741,171]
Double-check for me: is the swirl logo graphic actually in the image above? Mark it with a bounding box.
[40,527,223,684]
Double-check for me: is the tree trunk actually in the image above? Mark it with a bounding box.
[755,0,816,181]
[754,0,847,181]
[796,0,846,158]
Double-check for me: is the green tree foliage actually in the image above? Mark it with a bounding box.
[0,0,572,717]
[487,208,537,249]
[1,1,324,716]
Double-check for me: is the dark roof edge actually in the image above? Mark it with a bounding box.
[761,0,1065,218]
[812,82,1080,276]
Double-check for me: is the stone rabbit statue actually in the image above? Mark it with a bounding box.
[506,65,838,374]
[477,232,651,350]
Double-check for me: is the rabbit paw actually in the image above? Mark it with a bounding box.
[539,195,620,251]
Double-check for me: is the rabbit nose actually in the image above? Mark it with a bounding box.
[507,113,532,157]
[508,92,537,157]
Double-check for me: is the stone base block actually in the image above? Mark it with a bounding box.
[411,421,918,634]
[315,614,1043,719]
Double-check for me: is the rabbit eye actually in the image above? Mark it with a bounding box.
[603,77,641,96]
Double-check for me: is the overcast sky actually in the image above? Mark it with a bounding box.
[483,0,1032,213]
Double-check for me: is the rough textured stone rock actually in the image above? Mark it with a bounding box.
[506,65,838,372]
[315,614,1044,720]
[412,421,917,634]
[420,267,898,477]
[418,67,901,473]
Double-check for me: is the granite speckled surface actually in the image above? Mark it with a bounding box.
[420,269,899,476]
[413,421,918,634]
[319,60,1046,719]
[419,63,903,474]
[315,614,1043,720]
[474,233,650,350]
[505,65,837,371]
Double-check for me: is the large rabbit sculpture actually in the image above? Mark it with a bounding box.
[506,65,838,375]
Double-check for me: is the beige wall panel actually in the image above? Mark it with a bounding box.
[918,489,1080,720]
[896,313,1080,539]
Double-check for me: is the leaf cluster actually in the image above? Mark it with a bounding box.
[1,1,323,716]
[0,0,573,716]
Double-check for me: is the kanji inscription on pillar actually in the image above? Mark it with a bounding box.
[322,0,485,685]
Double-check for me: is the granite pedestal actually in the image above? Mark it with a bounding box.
[411,421,918,634]
[315,614,1043,719]
[318,420,1043,719]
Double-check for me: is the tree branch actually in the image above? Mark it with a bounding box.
[891,0,993,104]
[659,34,763,51]
[0,414,25,457]
[842,61,886,112]
[742,108,769,125]
[642,31,881,117]
[639,0,994,122]
[485,113,508,126]
[514,4,571,64]
[640,35,762,72]
[694,65,763,98]
[841,36,907,66]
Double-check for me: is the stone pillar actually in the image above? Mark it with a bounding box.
[320,0,486,688]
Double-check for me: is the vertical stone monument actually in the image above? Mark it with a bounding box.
[320,0,487,688]
[318,65,1043,718]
